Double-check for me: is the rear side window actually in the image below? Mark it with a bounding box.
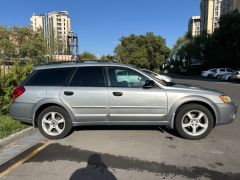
[25,68,76,86]
[69,66,105,87]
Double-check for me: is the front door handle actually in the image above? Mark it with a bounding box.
[64,91,74,96]
[113,92,123,96]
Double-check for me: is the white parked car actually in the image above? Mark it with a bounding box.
[214,68,234,78]
[141,69,174,85]
[201,69,217,78]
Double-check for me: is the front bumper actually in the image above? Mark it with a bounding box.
[215,103,238,125]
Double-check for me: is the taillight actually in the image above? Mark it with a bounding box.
[12,86,25,100]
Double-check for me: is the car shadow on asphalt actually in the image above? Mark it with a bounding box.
[70,154,117,180]
[24,143,240,180]
[73,125,181,139]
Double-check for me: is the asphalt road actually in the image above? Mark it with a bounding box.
[1,76,240,180]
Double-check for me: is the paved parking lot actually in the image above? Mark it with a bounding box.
[1,76,240,180]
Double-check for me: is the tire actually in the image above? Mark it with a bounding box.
[217,75,221,79]
[38,106,72,139]
[175,104,214,140]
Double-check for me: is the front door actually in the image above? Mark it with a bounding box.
[60,66,109,122]
[106,66,167,122]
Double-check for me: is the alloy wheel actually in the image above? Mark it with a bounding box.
[42,112,65,136]
[181,110,209,136]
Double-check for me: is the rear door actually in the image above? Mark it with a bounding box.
[60,66,109,123]
[106,66,167,123]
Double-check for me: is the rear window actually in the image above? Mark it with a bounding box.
[69,66,105,87]
[25,67,76,86]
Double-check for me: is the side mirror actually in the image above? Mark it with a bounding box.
[143,80,155,89]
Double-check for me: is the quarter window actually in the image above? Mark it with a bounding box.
[25,68,76,86]
[69,67,105,87]
[107,67,147,88]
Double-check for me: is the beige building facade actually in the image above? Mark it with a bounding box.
[30,14,45,32]
[30,11,71,55]
[188,16,201,37]
[200,0,222,34]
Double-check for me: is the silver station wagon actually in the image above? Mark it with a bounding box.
[9,62,237,140]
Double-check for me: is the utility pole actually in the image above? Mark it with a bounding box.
[237,50,240,70]
[67,32,79,61]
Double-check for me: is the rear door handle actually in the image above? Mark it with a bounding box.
[113,92,123,96]
[64,91,74,96]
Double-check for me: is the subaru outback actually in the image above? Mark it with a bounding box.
[9,62,237,140]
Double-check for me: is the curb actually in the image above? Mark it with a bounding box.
[0,127,36,149]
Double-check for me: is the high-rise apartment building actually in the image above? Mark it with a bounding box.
[221,0,240,15]
[188,16,201,37]
[30,11,71,55]
[200,0,222,34]
[30,14,45,32]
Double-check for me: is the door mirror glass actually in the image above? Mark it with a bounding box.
[143,80,155,88]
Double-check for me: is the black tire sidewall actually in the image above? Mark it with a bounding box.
[175,104,214,140]
[38,106,72,139]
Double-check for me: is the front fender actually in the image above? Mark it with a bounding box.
[32,98,76,127]
[167,95,219,129]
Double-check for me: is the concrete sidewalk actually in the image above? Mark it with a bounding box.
[0,129,46,166]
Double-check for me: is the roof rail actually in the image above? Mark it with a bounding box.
[46,60,120,65]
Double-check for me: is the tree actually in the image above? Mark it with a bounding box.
[0,26,47,114]
[172,11,240,71]
[78,51,97,60]
[100,54,115,61]
[207,10,240,69]
[0,60,33,114]
[115,32,170,72]
[0,26,47,64]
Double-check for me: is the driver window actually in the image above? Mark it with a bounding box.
[107,67,147,88]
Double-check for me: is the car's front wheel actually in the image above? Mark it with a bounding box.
[175,104,214,140]
[38,106,72,139]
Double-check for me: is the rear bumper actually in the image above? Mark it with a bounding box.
[215,103,238,125]
[9,102,33,124]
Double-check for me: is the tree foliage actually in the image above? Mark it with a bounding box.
[172,11,240,71]
[115,32,170,72]
[100,54,115,61]
[78,51,97,60]
[0,61,33,114]
[0,26,47,64]
[0,26,47,114]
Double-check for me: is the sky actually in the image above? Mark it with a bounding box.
[0,0,200,56]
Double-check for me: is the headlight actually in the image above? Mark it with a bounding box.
[220,96,231,103]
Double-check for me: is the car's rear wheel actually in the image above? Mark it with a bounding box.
[38,106,72,139]
[175,104,214,140]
